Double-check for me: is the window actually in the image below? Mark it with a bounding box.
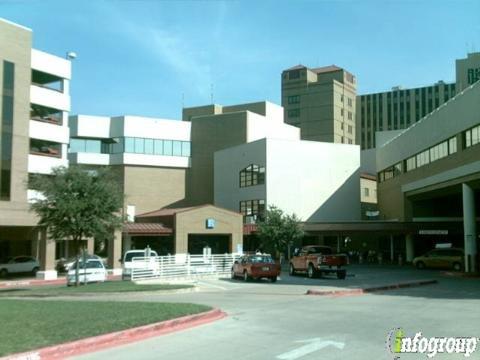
[144,139,154,154]
[364,188,370,197]
[406,156,416,171]
[163,140,173,155]
[289,70,300,80]
[287,95,300,104]
[288,109,300,118]
[449,137,457,154]
[1,61,14,200]
[182,142,191,157]
[30,139,62,158]
[154,139,163,155]
[240,164,265,188]
[125,137,135,153]
[239,199,266,220]
[416,149,430,168]
[347,97,353,107]
[347,125,353,134]
[347,111,352,120]
[465,124,480,148]
[172,141,182,156]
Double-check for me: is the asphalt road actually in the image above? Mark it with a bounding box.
[73,266,480,360]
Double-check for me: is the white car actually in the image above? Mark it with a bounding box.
[122,249,158,280]
[67,259,107,285]
[0,256,40,277]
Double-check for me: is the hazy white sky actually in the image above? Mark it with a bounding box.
[2,0,479,119]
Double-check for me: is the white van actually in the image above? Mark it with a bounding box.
[122,249,158,280]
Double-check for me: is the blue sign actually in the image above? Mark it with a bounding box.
[206,218,215,229]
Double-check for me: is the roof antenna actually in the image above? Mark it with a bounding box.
[210,84,214,104]
[181,93,185,108]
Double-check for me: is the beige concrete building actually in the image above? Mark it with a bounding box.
[281,65,357,144]
[357,52,480,150]
[183,101,298,205]
[0,18,72,279]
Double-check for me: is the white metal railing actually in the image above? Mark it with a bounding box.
[130,253,242,281]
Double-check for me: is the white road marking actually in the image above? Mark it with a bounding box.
[276,338,345,360]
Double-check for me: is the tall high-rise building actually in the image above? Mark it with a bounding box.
[357,52,480,150]
[281,65,357,144]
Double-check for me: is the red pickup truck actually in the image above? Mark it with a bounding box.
[289,245,347,279]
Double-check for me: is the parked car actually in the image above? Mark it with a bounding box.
[0,256,40,278]
[56,254,104,273]
[121,249,158,280]
[231,254,281,282]
[67,258,107,285]
[289,245,348,279]
[413,248,464,271]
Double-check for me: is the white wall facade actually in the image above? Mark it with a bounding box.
[214,138,361,222]
[69,115,191,168]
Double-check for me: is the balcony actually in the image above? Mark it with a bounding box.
[30,138,62,159]
[31,103,63,125]
[30,85,70,111]
[29,120,69,145]
[28,154,68,175]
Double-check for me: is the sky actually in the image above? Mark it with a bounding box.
[1,0,479,120]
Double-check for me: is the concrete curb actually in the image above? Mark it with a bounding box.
[1,308,226,360]
[306,279,438,296]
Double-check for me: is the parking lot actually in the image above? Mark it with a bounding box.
[68,265,480,360]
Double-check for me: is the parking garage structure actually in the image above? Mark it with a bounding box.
[376,80,480,271]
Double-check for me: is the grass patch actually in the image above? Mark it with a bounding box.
[0,281,192,297]
[0,299,211,356]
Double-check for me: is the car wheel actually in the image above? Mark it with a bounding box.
[289,263,296,276]
[337,270,347,280]
[0,269,7,278]
[307,264,316,279]
[452,262,462,272]
[32,267,39,276]
[270,276,277,283]
[231,268,236,280]
[416,261,425,270]
[243,270,250,282]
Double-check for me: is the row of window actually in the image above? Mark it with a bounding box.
[378,136,457,182]
[30,139,62,158]
[1,61,14,201]
[239,199,265,218]
[239,164,265,188]
[360,84,456,149]
[69,137,191,157]
[465,124,480,148]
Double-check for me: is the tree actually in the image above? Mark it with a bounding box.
[30,166,124,286]
[256,205,304,259]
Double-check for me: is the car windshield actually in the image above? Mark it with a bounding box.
[249,255,274,264]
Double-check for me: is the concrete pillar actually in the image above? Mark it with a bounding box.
[462,183,477,272]
[123,235,132,253]
[405,234,414,262]
[390,235,394,262]
[37,228,57,280]
[86,238,94,254]
[107,229,123,275]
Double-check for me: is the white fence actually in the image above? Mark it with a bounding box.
[130,253,242,282]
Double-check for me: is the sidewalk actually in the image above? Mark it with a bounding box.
[0,275,121,289]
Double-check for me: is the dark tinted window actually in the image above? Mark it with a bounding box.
[308,247,332,255]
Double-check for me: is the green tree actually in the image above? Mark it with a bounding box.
[29,166,123,286]
[256,205,304,259]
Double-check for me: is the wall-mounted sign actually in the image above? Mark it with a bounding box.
[419,230,448,235]
[206,218,215,229]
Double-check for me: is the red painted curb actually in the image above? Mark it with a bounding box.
[306,279,438,297]
[1,308,226,360]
